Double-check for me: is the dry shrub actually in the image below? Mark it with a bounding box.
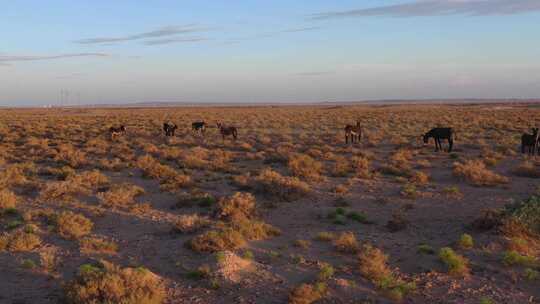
[253,168,310,201]
[209,149,233,171]
[217,192,256,221]
[70,170,109,189]
[513,161,540,178]
[0,230,41,252]
[0,189,18,211]
[333,231,359,254]
[352,156,372,179]
[288,154,323,181]
[0,163,35,189]
[98,158,125,171]
[453,160,509,186]
[136,155,176,180]
[39,180,86,202]
[174,214,209,234]
[64,261,166,304]
[289,282,327,304]
[410,171,429,185]
[54,211,93,240]
[358,243,392,283]
[189,228,246,253]
[54,144,88,168]
[39,170,108,203]
[358,243,415,301]
[331,156,350,177]
[97,184,145,207]
[159,173,192,192]
[230,218,281,241]
[80,237,118,255]
[180,147,210,169]
[212,192,280,242]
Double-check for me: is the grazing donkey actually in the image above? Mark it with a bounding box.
[109,125,126,140]
[163,122,178,137]
[423,127,455,152]
[344,121,362,144]
[217,123,238,141]
[192,121,206,135]
[521,128,539,155]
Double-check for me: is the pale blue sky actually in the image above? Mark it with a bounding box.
[1,0,540,105]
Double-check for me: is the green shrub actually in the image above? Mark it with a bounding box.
[439,247,469,276]
[458,233,474,250]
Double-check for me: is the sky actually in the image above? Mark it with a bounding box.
[2,0,540,106]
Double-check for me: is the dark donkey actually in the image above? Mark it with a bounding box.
[109,125,126,140]
[344,121,362,144]
[217,123,238,141]
[521,128,539,155]
[423,127,455,152]
[192,121,206,134]
[163,122,178,137]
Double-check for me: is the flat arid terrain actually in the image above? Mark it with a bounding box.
[1,104,539,304]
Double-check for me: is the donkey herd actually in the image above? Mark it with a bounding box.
[109,121,540,155]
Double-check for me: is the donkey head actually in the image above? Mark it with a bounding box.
[422,133,429,144]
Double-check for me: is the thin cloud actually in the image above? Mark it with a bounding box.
[0,53,108,63]
[224,25,322,43]
[311,0,540,20]
[74,25,209,45]
[143,37,210,46]
[281,26,321,33]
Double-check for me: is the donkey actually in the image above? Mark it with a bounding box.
[192,121,206,135]
[109,125,126,140]
[163,122,178,137]
[423,127,455,152]
[521,128,539,155]
[217,123,238,141]
[344,121,362,144]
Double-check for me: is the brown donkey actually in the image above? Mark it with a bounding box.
[217,123,238,141]
[344,121,362,144]
[109,125,126,140]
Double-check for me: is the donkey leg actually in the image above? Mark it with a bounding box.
[448,139,453,153]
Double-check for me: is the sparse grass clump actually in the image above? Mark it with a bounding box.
[288,154,323,181]
[315,232,335,242]
[80,237,118,255]
[502,250,537,267]
[174,214,209,234]
[253,168,310,201]
[458,233,474,250]
[453,160,509,186]
[0,189,18,211]
[64,261,166,304]
[189,228,246,253]
[53,211,93,240]
[503,195,540,236]
[0,230,41,252]
[439,247,470,276]
[333,231,359,254]
[358,243,415,301]
[288,282,327,304]
[97,184,145,207]
[216,192,256,221]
